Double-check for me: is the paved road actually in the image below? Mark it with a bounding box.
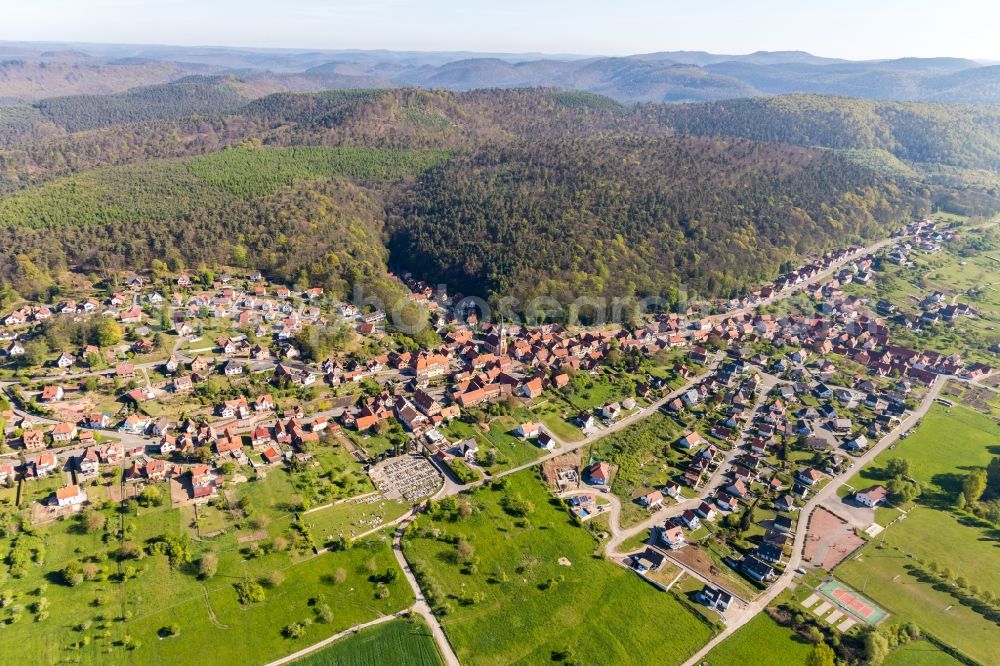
[485,353,724,484]
[681,375,944,666]
[604,371,777,556]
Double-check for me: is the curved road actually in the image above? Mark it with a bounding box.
[681,375,945,666]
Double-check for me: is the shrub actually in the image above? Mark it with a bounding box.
[198,552,219,579]
[282,622,305,639]
[264,570,285,589]
[83,512,106,534]
[234,579,266,605]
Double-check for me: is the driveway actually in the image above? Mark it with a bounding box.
[818,494,875,530]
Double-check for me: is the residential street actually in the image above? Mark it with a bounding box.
[680,375,945,666]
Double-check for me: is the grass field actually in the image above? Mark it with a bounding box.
[294,616,442,666]
[838,541,1000,665]
[845,402,1000,505]
[402,470,715,665]
[704,612,813,666]
[0,449,418,666]
[884,640,965,666]
[835,392,1000,663]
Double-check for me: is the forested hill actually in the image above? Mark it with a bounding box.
[387,137,925,304]
[2,85,1000,308]
[647,95,1000,172]
[34,77,248,132]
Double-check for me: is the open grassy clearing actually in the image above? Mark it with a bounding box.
[586,411,687,528]
[704,612,813,666]
[845,402,1000,505]
[294,615,443,666]
[883,639,965,666]
[837,543,999,665]
[402,470,715,665]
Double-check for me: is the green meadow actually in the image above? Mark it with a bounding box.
[402,470,714,665]
[294,616,443,666]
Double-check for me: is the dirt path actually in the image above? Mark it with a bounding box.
[391,514,462,666]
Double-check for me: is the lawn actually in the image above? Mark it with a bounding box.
[402,470,715,665]
[845,402,1000,505]
[477,416,544,473]
[704,612,813,666]
[538,412,584,442]
[884,639,965,666]
[837,540,1000,665]
[445,416,544,475]
[294,616,442,666]
[558,371,627,412]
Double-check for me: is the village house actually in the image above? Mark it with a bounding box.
[518,377,543,399]
[698,586,733,612]
[49,421,78,444]
[797,468,824,486]
[661,524,687,549]
[678,431,704,450]
[515,422,541,439]
[40,385,64,402]
[537,432,557,451]
[855,485,888,508]
[678,510,701,530]
[586,461,611,486]
[631,549,666,574]
[639,490,664,509]
[53,484,87,507]
[22,428,47,451]
[77,448,99,476]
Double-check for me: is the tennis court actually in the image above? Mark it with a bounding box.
[818,580,888,625]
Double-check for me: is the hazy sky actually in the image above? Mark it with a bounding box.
[2,0,999,60]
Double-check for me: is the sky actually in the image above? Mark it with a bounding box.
[1,0,999,61]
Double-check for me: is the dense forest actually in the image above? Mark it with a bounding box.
[34,77,248,132]
[388,137,927,304]
[0,178,400,305]
[1,85,1000,309]
[649,95,1000,172]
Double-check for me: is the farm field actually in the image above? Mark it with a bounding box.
[402,470,715,665]
[294,616,443,666]
[704,612,813,666]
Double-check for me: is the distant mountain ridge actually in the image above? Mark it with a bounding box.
[1,41,1000,104]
